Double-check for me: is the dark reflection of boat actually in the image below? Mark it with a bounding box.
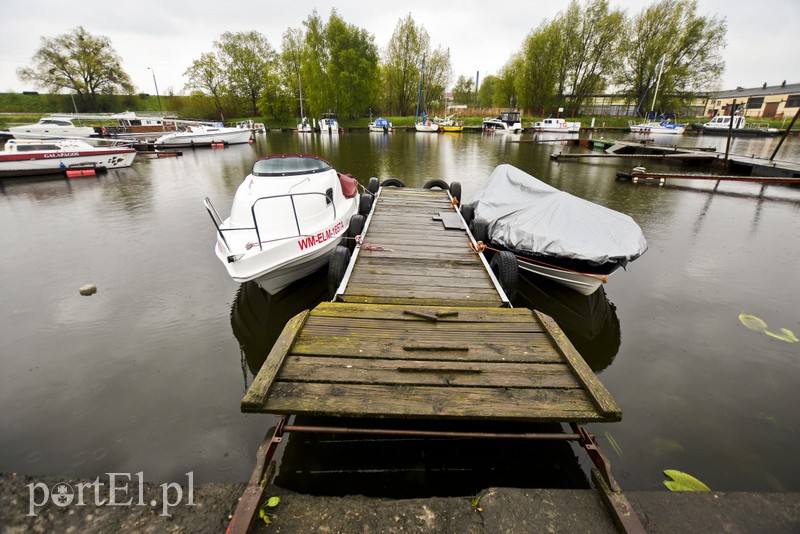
[274,417,590,497]
[230,269,328,376]
[512,271,620,372]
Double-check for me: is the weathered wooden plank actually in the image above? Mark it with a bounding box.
[301,316,544,334]
[348,264,490,279]
[355,242,472,254]
[352,257,488,271]
[277,357,580,389]
[534,310,622,419]
[309,302,531,321]
[343,286,500,299]
[355,250,478,261]
[290,335,560,362]
[346,276,496,290]
[251,382,608,422]
[241,310,310,408]
[338,294,503,307]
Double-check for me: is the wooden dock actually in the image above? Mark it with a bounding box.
[231,186,640,534]
[242,187,620,422]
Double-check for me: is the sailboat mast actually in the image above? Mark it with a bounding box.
[650,58,664,116]
[415,56,426,123]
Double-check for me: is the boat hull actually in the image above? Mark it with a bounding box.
[414,123,439,132]
[516,258,607,296]
[0,148,137,177]
[154,128,252,146]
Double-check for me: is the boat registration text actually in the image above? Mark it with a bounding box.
[298,221,345,250]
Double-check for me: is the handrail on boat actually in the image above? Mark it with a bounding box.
[250,192,336,251]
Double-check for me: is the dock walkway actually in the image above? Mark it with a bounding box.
[234,186,637,533]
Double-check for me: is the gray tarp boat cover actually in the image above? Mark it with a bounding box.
[466,164,648,266]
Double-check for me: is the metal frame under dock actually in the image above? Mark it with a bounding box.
[229,186,643,533]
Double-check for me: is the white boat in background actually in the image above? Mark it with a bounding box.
[368,117,393,132]
[0,139,136,177]
[154,124,252,146]
[697,115,778,135]
[319,112,340,134]
[531,118,581,133]
[297,117,313,133]
[414,117,439,132]
[482,111,522,133]
[204,154,360,294]
[7,117,97,140]
[628,119,686,135]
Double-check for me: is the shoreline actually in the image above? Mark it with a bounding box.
[3,472,800,532]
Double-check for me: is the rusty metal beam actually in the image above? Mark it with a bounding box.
[226,417,286,534]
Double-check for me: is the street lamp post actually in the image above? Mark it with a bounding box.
[148,67,162,113]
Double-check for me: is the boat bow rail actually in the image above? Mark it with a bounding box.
[205,191,341,259]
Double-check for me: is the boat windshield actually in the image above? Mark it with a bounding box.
[252,156,332,177]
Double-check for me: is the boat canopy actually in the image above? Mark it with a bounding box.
[252,155,332,177]
[467,164,648,265]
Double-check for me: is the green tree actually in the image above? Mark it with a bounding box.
[516,21,562,115]
[183,53,227,121]
[494,56,520,109]
[17,26,134,112]
[215,31,276,116]
[617,0,726,116]
[558,0,624,115]
[325,11,379,119]
[452,75,475,107]
[382,14,451,116]
[477,75,498,108]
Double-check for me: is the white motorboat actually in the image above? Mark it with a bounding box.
[531,118,581,133]
[7,117,97,140]
[368,117,393,132]
[318,112,340,134]
[0,139,136,177]
[482,111,522,133]
[154,124,252,146]
[696,115,778,135]
[465,164,647,296]
[628,119,686,135]
[204,154,360,294]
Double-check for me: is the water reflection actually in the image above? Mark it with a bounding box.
[513,272,620,372]
[230,271,329,379]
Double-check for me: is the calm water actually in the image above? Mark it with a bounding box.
[1,130,799,495]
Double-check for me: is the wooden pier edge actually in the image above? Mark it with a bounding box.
[533,309,621,420]
[241,309,310,411]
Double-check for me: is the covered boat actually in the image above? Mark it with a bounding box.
[204,154,360,294]
[368,117,393,133]
[0,139,137,177]
[465,164,647,295]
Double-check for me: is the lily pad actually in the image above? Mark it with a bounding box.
[738,313,767,332]
[764,328,799,343]
[663,469,711,492]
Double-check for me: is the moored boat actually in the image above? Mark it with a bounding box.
[154,124,252,146]
[628,119,686,135]
[0,139,137,177]
[7,117,97,140]
[318,112,340,134]
[204,154,360,294]
[435,114,464,132]
[531,117,581,133]
[694,115,779,136]
[482,111,522,133]
[368,117,393,132]
[464,164,647,295]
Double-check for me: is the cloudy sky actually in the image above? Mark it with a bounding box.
[0,0,797,96]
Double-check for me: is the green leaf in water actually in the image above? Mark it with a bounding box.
[266,496,281,508]
[764,328,799,343]
[739,313,768,332]
[663,469,711,492]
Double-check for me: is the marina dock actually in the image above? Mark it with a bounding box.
[232,186,641,533]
